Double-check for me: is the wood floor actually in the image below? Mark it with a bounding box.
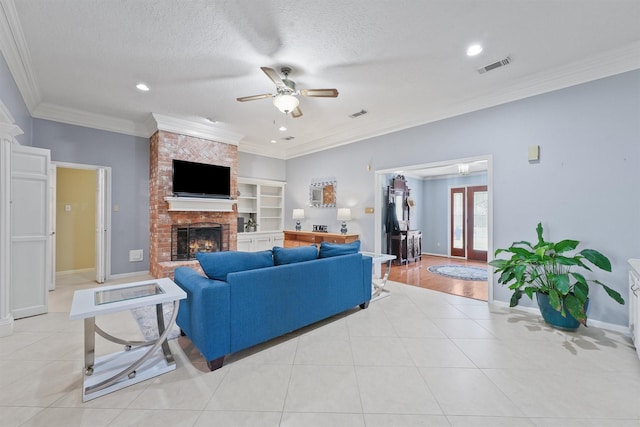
[387,254,488,301]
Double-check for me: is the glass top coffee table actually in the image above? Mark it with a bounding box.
[70,277,186,402]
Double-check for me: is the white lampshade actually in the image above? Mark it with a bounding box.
[292,208,305,219]
[273,94,299,114]
[337,208,352,221]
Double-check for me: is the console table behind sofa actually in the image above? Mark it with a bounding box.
[283,230,359,247]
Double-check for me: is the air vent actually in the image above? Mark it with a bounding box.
[283,136,295,141]
[477,56,512,74]
[349,109,368,118]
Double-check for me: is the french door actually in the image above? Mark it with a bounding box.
[450,185,488,261]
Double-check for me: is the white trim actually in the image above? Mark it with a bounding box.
[33,103,147,138]
[0,0,41,113]
[52,162,112,282]
[149,114,243,145]
[108,270,151,280]
[491,300,631,336]
[164,196,236,212]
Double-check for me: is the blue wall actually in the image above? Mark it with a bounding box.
[286,70,640,326]
[33,119,150,275]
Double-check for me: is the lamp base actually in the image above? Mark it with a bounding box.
[340,222,347,235]
[295,220,301,231]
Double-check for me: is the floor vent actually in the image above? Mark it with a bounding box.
[477,56,511,74]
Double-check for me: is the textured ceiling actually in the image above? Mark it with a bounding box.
[2,0,639,159]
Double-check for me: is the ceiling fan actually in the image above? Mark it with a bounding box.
[237,67,339,118]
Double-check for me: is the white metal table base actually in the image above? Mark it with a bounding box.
[81,300,179,401]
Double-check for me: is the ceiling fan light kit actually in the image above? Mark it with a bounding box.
[273,93,299,114]
[237,67,339,118]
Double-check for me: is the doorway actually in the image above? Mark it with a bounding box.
[450,185,488,261]
[374,155,493,302]
[52,162,110,286]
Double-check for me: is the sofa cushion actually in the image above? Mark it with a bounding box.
[318,240,361,258]
[196,250,274,281]
[273,245,318,265]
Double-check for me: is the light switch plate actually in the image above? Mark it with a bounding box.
[528,145,540,161]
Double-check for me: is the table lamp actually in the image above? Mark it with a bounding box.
[337,208,351,235]
[292,208,305,231]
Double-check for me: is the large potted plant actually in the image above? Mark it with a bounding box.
[489,222,624,329]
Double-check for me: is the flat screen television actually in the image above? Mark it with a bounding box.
[172,159,231,199]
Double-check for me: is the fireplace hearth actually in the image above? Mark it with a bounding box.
[171,223,229,261]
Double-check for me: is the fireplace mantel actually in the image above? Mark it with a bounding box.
[164,196,236,212]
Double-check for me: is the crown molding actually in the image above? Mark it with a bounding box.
[32,102,148,137]
[0,0,40,113]
[148,114,243,145]
[237,140,288,160]
[275,41,640,160]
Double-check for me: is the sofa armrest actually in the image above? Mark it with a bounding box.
[173,267,231,362]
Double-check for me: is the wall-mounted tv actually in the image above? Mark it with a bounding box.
[172,159,231,199]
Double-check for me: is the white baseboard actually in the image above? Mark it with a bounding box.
[491,300,630,336]
[56,268,94,276]
[0,315,14,337]
[108,270,150,280]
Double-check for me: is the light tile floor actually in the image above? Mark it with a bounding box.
[1,273,639,426]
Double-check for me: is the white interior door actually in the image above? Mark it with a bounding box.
[10,144,50,319]
[47,165,56,290]
[95,168,106,283]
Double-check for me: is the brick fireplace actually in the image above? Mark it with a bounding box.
[149,130,238,278]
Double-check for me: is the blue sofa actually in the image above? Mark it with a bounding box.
[173,241,372,370]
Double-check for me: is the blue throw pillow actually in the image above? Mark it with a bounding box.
[318,240,361,258]
[196,250,274,281]
[273,245,318,265]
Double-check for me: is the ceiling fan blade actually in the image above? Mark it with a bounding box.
[300,88,339,98]
[291,106,303,118]
[260,67,287,89]
[236,93,273,102]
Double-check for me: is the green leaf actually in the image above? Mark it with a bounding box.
[593,280,625,305]
[508,247,536,258]
[571,274,589,302]
[509,289,523,307]
[548,289,561,312]
[488,259,507,269]
[555,256,581,267]
[565,294,587,325]
[554,239,579,253]
[536,222,544,244]
[579,249,612,272]
[553,274,571,295]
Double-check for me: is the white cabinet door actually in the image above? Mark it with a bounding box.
[254,235,273,252]
[272,233,284,247]
[237,236,253,252]
[11,145,50,319]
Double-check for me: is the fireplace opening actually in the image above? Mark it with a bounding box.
[171,222,229,261]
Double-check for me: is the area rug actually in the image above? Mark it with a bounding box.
[130,302,181,341]
[427,264,488,281]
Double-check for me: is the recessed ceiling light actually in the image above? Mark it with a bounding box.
[278,126,287,132]
[466,44,483,56]
[270,139,277,144]
[136,83,150,92]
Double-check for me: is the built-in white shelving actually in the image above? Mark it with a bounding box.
[237,178,285,251]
